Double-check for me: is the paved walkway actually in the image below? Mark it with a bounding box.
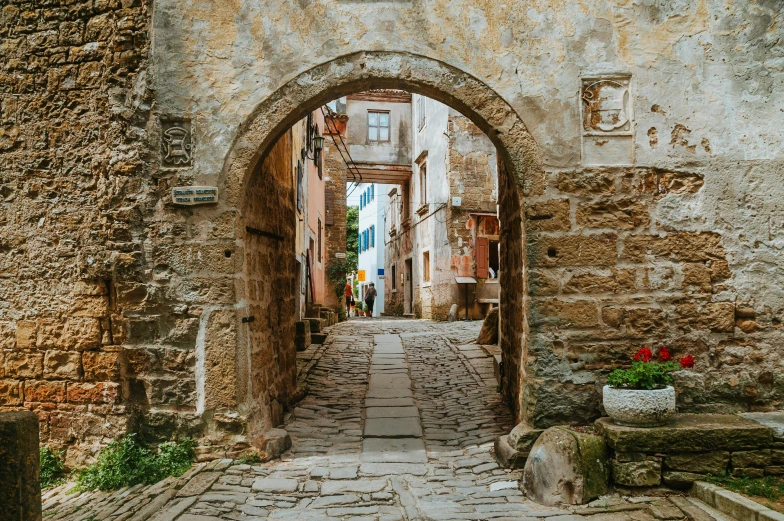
[41,318,733,521]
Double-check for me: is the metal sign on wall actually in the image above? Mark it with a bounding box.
[357,270,366,282]
[172,186,219,205]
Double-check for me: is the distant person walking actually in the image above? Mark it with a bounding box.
[345,282,353,316]
[364,282,378,318]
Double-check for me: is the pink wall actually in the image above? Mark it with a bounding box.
[306,109,327,304]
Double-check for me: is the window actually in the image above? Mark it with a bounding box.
[419,163,427,205]
[370,225,375,248]
[371,184,375,200]
[317,218,322,262]
[368,110,390,142]
[489,240,500,278]
[422,251,431,283]
[417,96,426,131]
[391,265,397,289]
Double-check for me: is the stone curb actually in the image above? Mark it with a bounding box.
[692,480,784,521]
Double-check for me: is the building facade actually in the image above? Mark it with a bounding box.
[385,96,500,320]
[357,183,389,315]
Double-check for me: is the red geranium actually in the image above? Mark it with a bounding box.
[658,346,671,362]
[634,347,653,362]
[680,355,695,369]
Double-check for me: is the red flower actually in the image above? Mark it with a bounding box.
[658,346,671,362]
[634,348,653,362]
[680,355,695,369]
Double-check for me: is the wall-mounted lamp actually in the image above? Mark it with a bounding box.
[313,135,325,153]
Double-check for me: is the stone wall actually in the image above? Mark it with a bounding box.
[239,131,298,442]
[321,115,348,312]
[523,165,784,428]
[0,0,152,465]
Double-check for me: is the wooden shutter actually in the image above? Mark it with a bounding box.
[476,237,490,278]
[325,188,334,225]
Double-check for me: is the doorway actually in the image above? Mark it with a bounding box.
[405,258,413,315]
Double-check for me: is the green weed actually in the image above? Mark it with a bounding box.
[40,446,67,489]
[75,434,195,492]
[236,451,262,465]
[706,473,784,502]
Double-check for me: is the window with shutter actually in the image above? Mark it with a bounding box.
[370,225,375,247]
[476,237,490,278]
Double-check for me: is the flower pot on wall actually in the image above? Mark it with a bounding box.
[602,385,676,427]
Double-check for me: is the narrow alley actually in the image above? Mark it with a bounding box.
[40,320,724,521]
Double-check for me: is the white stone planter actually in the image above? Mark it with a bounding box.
[602,385,676,427]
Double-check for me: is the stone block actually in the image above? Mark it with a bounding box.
[663,471,705,489]
[528,234,618,267]
[733,467,766,478]
[623,307,669,336]
[522,426,609,505]
[675,301,735,333]
[307,318,323,333]
[0,411,41,521]
[556,171,616,195]
[477,306,499,344]
[508,423,545,452]
[595,414,772,453]
[576,199,650,230]
[0,379,23,405]
[621,232,726,263]
[611,459,661,487]
[526,199,570,232]
[4,351,43,378]
[24,380,66,403]
[66,382,119,404]
[15,320,36,348]
[252,428,291,461]
[664,451,730,474]
[311,333,327,344]
[732,449,771,468]
[82,351,120,381]
[38,317,101,350]
[494,435,528,469]
[531,298,599,328]
[43,351,82,380]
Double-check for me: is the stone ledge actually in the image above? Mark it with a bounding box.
[596,414,773,453]
[692,481,784,521]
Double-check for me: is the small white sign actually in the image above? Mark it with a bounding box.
[452,196,462,207]
[335,252,347,259]
[172,186,219,206]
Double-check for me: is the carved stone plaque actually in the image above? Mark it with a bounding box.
[161,118,193,167]
[580,75,634,166]
[172,186,218,205]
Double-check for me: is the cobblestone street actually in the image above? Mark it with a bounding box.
[41,319,732,521]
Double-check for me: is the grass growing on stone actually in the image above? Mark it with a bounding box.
[706,473,784,512]
[75,434,196,492]
[40,446,67,489]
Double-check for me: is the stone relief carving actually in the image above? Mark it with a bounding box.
[161,118,193,167]
[581,78,632,135]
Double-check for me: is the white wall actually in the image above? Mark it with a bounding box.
[357,183,388,314]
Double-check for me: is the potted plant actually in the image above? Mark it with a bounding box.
[603,347,694,427]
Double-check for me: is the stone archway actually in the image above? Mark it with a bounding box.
[215,51,540,442]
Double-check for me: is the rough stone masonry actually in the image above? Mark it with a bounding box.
[1,0,783,463]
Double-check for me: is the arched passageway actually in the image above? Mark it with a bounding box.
[212,51,540,442]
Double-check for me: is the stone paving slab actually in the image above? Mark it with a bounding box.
[361,438,428,463]
[365,406,420,418]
